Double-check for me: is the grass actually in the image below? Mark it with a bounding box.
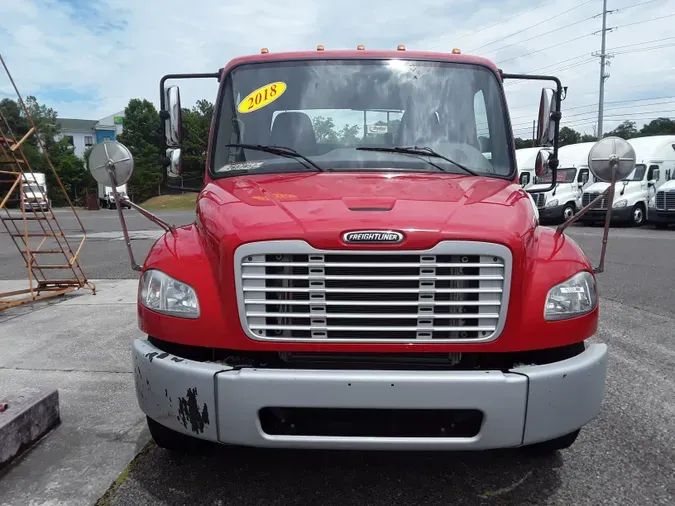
[94,440,155,506]
[141,194,197,211]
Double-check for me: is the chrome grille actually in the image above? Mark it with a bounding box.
[582,192,607,210]
[533,193,546,208]
[234,241,512,343]
[655,190,675,211]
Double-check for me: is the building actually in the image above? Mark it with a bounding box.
[56,111,124,158]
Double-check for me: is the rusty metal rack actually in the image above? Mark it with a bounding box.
[0,54,95,310]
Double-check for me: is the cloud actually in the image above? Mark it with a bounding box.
[0,0,674,137]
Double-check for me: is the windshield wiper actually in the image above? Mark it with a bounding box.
[356,145,478,176]
[224,143,325,172]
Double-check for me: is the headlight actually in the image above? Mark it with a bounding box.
[545,199,558,208]
[544,271,597,321]
[613,199,627,208]
[139,269,200,318]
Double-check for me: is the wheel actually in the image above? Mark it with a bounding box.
[521,429,581,456]
[630,204,645,227]
[561,203,575,222]
[146,416,208,454]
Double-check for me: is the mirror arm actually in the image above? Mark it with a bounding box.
[108,170,142,272]
[555,186,610,236]
[119,197,177,235]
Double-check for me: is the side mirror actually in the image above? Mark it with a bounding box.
[87,140,134,186]
[164,85,182,147]
[648,179,656,187]
[519,172,530,186]
[536,88,557,146]
[166,148,182,179]
[588,136,636,183]
[535,149,550,176]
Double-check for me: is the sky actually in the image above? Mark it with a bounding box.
[1,0,675,138]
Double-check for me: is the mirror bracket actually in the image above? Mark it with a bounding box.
[502,72,563,194]
[158,71,221,193]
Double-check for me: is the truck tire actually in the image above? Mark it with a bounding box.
[630,204,645,227]
[146,416,208,454]
[562,202,575,222]
[521,429,581,456]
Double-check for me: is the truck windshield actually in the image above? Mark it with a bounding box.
[621,164,646,182]
[535,167,577,184]
[22,184,41,193]
[211,59,513,178]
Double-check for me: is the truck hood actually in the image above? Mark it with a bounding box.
[198,172,535,251]
[585,180,643,196]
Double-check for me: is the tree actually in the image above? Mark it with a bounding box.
[605,120,638,139]
[639,118,675,136]
[559,126,581,146]
[116,99,163,203]
[312,116,339,143]
[339,124,360,144]
[514,138,535,149]
[46,137,92,205]
[181,99,213,182]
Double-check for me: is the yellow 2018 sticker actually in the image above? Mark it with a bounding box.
[237,82,286,114]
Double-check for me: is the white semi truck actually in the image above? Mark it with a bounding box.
[98,183,131,209]
[21,172,49,211]
[525,142,594,224]
[580,135,675,227]
[515,147,545,189]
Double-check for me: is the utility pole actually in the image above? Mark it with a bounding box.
[594,0,615,138]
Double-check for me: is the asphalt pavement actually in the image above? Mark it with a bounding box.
[0,209,674,505]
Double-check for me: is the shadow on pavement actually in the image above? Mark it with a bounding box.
[106,442,564,506]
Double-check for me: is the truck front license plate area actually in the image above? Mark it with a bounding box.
[258,407,484,438]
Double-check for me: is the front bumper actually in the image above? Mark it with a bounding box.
[579,207,632,223]
[537,205,565,221]
[649,210,675,224]
[133,339,608,450]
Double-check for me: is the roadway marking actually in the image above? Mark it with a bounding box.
[66,230,166,241]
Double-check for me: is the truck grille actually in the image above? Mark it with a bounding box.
[655,190,675,211]
[533,193,546,208]
[582,192,607,210]
[234,241,512,343]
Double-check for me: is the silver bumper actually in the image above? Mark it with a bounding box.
[133,339,608,450]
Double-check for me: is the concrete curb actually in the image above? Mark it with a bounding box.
[0,389,60,470]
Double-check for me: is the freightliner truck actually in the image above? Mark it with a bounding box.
[87,45,637,456]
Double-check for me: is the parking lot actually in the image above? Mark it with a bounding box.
[1,209,674,505]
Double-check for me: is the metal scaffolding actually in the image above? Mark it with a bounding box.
[0,54,95,310]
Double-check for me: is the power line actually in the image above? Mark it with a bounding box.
[509,102,675,128]
[504,35,675,86]
[510,95,675,117]
[495,33,593,65]
[613,12,675,30]
[426,0,559,50]
[469,0,594,54]
[513,114,675,134]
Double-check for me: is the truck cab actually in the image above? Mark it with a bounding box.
[20,172,49,210]
[526,142,594,224]
[515,147,546,189]
[99,183,131,209]
[88,47,637,457]
[581,135,675,227]
[646,137,675,229]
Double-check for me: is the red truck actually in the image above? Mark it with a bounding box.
[88,45,636,455]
